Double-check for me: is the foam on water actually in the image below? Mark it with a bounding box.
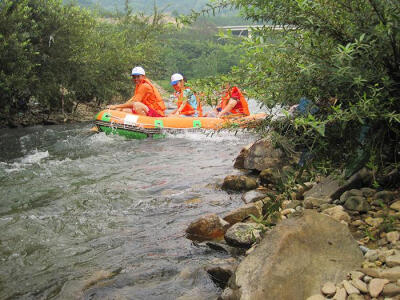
[87,131,127,144]
[20,149,49,164]
[1,149,50,173]
[165,129,250,142]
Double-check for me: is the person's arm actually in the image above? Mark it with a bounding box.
[217,99,238,117]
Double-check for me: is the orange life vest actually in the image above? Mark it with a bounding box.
[219,86,250,116]
[175,87,203,117]
[134,77,166,116]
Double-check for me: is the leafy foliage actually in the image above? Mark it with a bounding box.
[0,0,168,118]
[191,0,400,180]
[158,21,244,81]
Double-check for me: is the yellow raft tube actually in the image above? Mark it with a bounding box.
[93,109,267,139]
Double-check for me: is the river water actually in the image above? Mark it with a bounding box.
[0,115,261,299]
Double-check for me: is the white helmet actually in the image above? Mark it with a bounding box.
[170,73,184,85]
[131,66,145,76]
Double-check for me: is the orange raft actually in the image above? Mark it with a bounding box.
[94,109,267,139]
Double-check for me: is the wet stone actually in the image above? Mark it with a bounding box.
[224,222,262,249]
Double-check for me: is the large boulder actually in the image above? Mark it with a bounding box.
[234,138,298,171]
[223,210,363,300]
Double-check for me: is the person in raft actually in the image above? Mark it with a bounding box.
[107,66,166,117]
[169,73,202,117]
[204,83,250,118]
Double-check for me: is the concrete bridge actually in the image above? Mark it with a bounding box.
[216,24,294,38]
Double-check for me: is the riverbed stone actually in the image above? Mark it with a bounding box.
[365,217,384,227]
[390,201,400,212]
[303,176,340,204]
[387,231,400,244]
[349,271,365,280]
[282,200,303,210]
[379,266,400,281]
[241,190,266,203]
[321,281,336,296]
[281,208,296,216]
[224,222,262,249]
[322,205,351,223]
[233,137,298,171]
[226,210,363,300]
[386,254,400,267]
[259,168,281,186]
[383,282,400,297]
[343,280,360,294]
[304,197,331,208]
[340,189,362,205]
[374,191,397,204]
[333,287,347,300]
[361,187,377,198]
[186,214,230,241]
[351,279,368,293]
[369,278,389,297]
[223,202,262,225]
[222,175,258,192]
[344,196,371,213]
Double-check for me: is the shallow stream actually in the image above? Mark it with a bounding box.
[0,119,259,299]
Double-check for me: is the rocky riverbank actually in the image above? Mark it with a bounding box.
[1,102,101,128]
[183,138,400,300]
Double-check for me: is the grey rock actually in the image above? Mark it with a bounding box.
[227,210,364,300]
[344,196,371,213]
[222,175,258,192]
[383,283,400,297]
[374,191,397,203]
[242,190,267,203]
[224,222,262,249]
[233,137,299,171]
[223,202,263,226]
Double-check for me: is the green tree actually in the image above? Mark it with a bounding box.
[195,0,400,180]
[0,0,168,120]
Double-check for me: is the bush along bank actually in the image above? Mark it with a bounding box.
[184,137,400,300]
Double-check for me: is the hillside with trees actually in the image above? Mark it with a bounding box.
[0,0,243,126]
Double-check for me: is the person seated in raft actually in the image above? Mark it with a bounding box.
[107,66,166,117]
[204,83,250,118]
[168,73,202,117]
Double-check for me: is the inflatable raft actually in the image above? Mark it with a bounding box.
[93,109,267,139]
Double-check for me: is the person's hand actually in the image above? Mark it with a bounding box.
[107,105,116,109]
